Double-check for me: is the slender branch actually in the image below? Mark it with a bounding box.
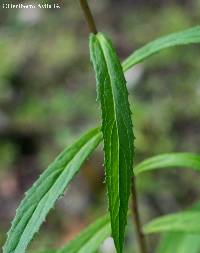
[131,176,148,253]
[79,0,97,34]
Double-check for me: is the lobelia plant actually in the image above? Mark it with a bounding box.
[2,1,200,253]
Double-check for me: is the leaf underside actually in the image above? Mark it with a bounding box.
[3,128,102,253]
[90,32,134,253]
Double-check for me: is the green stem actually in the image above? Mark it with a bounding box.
[79,0,97,34]
[131,176,148,253]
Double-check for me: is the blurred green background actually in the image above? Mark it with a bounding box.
[0,0,200,252]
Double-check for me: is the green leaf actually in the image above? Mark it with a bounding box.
[156,201,200,253]
[122,26,200,71]
[3,127,102,253]
[32,251,55,253]
[134,153,200,176]
[57,214,111,253]
[144,211,200,234]
[156,233,200,253]
[31,214,111,253]
[90,32,134,253]
[135,153,200,251]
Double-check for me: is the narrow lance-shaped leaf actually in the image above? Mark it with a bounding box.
[34,251,55,253]
[134,153,200,252]
[122,26,200,71]
[134,153,200,176]
[33,214,111,253]
[90,33,134,253]
[3,127,102,253]
[156,232,200,253]
[144,211,200,234]
[57,213,111,253]
[156,201,200,253]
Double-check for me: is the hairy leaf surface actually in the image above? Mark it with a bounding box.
[122,26,200,71]
[134,153,200,176]
[144,211,200,234]
[3,128,102,253]
[90,33,134,253]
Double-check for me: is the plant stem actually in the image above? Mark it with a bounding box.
[131,176,147,253]
[79,0,97,34]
